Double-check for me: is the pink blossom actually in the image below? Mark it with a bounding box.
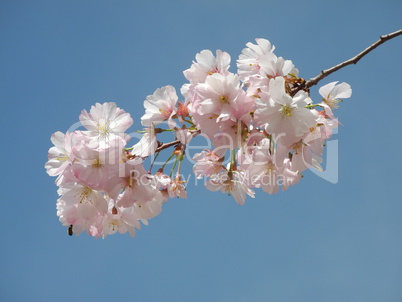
[130,124,158,157]
[206,170,255,205]
[259,52,297,80]
[141,85,178,128]
[132,195,164,222]
[176,102,190,124]
[195,73,245,122]
[287,140,323,174]
[281,159,301,191]
[315,111,339,140]
[71,142,122,191]
[237,38,297,90]
[244,138,300,194]
[97,199,142,238]
[193,150,224,179]
[186,110,220,142]
[254,77,318,146]
[175,128,193,145]
[237,38,275,81]
[186,72,248,146]
[152,171,172,190]
[79,102,133,148]
[167,176,187,199]
[58,183,108,226]
[209,119,249,151]
[45,131,72,177]
[319,81,352,109]
[109,159,158,208]
[183,49,231,85]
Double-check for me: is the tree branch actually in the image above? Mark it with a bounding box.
[293,29,402,94]
[155,139,180,153]
[154,130,201,153]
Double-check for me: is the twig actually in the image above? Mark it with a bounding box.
[292,29,402,94]
[155,139,180,153]
[154,130,201,153]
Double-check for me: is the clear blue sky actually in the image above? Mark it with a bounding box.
[1,1,401,301]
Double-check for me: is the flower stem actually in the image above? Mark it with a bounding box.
[229,149,237,171]
[161,152,176,171]
[304,104,322,109]
[148,151,160,173]
[170,156,178,178]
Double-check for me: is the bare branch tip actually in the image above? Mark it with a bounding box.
[303,29,402,90]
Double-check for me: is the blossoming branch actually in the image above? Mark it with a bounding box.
[45,30,402,238]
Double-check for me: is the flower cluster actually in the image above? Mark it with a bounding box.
[46,38,351,238]
[45,103,164,238]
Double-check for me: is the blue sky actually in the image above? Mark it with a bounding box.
[1,0,401,301]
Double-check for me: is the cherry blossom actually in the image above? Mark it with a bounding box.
[183,49,231,85]
[175,128,193,145]
[254,77,318,146]
[97,198,142,239]
[167,176,187,199]
[237,38,275,81]
[71,142,123,191]
[319,81,352,109]
[243,138,299,194]
[193,150,224,179]
[130,124,158,158]
[114,159,158,208]
[141,85,178,128]
[79,102,133,148]
[45,131,72,177]
[57,182,108,234]
[206,170,255,205]
[46,37,354,238]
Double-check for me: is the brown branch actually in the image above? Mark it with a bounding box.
[154,130,201,153]
[293,29,402,94]
[155,139,180,153]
